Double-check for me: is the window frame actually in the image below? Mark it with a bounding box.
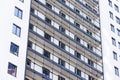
[8,62,17,77]
[114,66,119,76]
[42,67,50,77]
[10,42,19,56]
[110,24,115,32]
[14,7,23,19]
[12,24,21,37]
[113,51,117,60]
[112,37,116,46]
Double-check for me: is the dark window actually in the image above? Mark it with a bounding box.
[31,8,34,13]
[45,17,51,24]
[75,51,81,59]
[114,67,119,76]
[118,42,120,49]
[58,75,65,80]
[59,26,65,33]
[75,8,80,14]
[42,67,50,77]
[114,4,119,12]
[75,36,80,43]
[44,33,51,41]
[46,3,52,9]
[28,40,32,48]
[86,16,91,22]
[10,42,19,56]
[26,58,31,67]
[25,78,29,80]
[87,44,93,50]
[19,0,24,2]
[117,29,120,36]
[87,30,92,36]
[109,11,113,19]
[89,75,95,80]
[29,23,34,30]
[110,24,115,32]
[75,68,81,76]
[108,0,112,7]
[74,22,80,28]
[116,16,120,24]
[8,63,17,77]
[43,49,50,58]
[58,58,65,67]
[113,51,117,60]
[59,12,66,18]
[88,59,94,66]
[61,0,66,3]
[12,24,21,37]
[112,37,116,46]
[14,7,23,19]
[59,41,65,49]
[85,4,92,10]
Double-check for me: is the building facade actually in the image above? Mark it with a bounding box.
[1,0,115,80]
[25,0,103,80]
[0,0,31,80]
[100,0,120,80]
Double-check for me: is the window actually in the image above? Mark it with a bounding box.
[58,75,65,80]
[12,24,21,37]
[26,58,31,67]
[30,8,34,13]
[75,68,81,76]
[118,42,120,49]
[116,16,120,24]
[46,3,52,9]
[25,78,29,80]
[44,33,51,41]
[109,11,113,19]
[110,24,115,32]
[75,8,80,14]
[59,26,65,33]
[42,67,50,77]
[74,22,80,28]
[88,59,94,66]
[59,41,65,49]
[28,40,32,48]
[58,58,65,67]
[75,36,80,43]
[114,4,119,12]
[87,44,93,50]
[59,12,66,18]
[112,37,116,46]
[75,51,81,59]
[117,29,120,36]
[61,0,66,3]
[88,75,94,80]
[86,16,91,22]
[113,51,117,60]
[114,67,119,76]
[10,42,19,56]
[43,49,50,59]
[19,0,24,2]
[108,0,112,7]
[29,23,34,30]
[14,7,23,19]
[87,30,92,36]
[45,17,51,24]
[8,63,17,77]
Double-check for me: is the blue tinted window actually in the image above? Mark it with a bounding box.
[8,63,17,77]
[10,43,19,56]
[12,24,21,37]
[14,7,23,19]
